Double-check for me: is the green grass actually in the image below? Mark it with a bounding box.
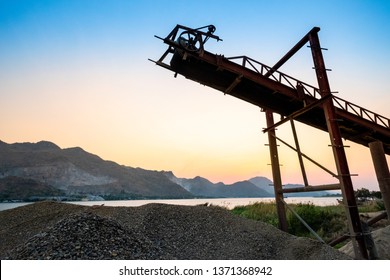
[231,202,280,227]
[231,199,386,246]
[232,200,385,243]
[231,202,347,242]
[358,200,385,212]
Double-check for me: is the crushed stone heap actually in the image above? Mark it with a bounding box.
[1,201,350,260]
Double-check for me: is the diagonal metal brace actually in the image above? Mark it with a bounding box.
[262,94,332,133]
[273,134,338,178]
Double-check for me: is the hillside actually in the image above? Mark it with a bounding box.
[0,140,192,200]
[0,176,65,201]
[0,140,335,201]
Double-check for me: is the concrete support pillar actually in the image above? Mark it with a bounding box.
[369,141,390,219]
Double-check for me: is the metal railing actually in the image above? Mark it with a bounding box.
[227,56,389,129]
[227,56,321,98]
[332,96,390,128]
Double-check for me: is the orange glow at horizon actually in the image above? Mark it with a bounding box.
[1,1,389,191]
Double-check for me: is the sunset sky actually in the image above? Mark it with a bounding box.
[1,0,389,190]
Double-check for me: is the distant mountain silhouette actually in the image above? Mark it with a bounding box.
[0,140,336,201]
[0,140,192,200]
[164,172,273,198]
[248,176,336,198]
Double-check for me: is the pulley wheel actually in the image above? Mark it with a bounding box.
[178,30,200,52]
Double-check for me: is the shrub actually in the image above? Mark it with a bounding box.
[375,200,385,211]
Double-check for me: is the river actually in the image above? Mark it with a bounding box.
[0,196,341,212]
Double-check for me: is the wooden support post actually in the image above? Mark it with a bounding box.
[369,141,390,219]
[265,110,288,232]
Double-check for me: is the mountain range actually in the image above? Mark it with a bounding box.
[164,171,274,198]
[0,140,334,201]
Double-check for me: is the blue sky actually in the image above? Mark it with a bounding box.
[1,0,389,189]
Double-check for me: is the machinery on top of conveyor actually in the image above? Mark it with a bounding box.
[150,24,390,259]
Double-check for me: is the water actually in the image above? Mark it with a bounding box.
[0,196,341,212]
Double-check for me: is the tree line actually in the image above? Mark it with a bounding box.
[354,188,381,199]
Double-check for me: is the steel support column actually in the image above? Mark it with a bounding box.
[265,110,288,232]
[369,141,390,219]
[309,31,368,259]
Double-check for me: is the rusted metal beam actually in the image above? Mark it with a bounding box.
[281,184,340,194]
[280,199,325,243]
[262,94,331,133]
[265,110,288,232]
[366,211,388,226]
[264,27,320,78]
[225,74,243,94]
[369,141,390,219]
[149,59,174,72]
[309,30,368,259]
[273,135,338,178]
[329,211,388,247]
[290,119,309,186]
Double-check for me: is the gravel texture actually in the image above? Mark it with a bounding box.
[0,201,350,260]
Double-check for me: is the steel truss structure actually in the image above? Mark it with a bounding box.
[151,24,390,259]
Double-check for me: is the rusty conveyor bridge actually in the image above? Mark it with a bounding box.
[151,25,390,259]
[152,25,390,154]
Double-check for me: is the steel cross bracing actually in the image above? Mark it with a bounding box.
[151,24,390,259]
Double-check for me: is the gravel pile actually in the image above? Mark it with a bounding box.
[6,212,163,260]
[1,201,350,260]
